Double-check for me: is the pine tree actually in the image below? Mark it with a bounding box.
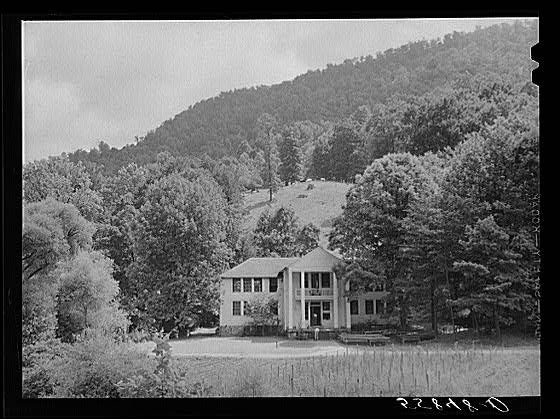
[279,127,302,185]
[255,114,281,201]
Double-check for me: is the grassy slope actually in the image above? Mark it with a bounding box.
[242,181,352,247]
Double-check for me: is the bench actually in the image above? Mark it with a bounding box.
[338,333,391,345]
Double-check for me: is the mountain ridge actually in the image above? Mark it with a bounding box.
[68,21,538,173]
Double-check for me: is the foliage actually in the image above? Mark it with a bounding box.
[279,126,303,184]
[23,156,104,222]
[55,250,126,342]
[44,334,154,398]
[126,170,231,333]
[255,113,281,201]
[22,338,71,398]
[244,296,279,326]
[116,334,210,398]
[22,199,95,344]
[253,207,320,257]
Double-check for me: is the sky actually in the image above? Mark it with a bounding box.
[23,18,535,162]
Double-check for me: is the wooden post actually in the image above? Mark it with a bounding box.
[301,271,306,330]
[288,268,293,329]
[333,271,339,329]
[345,280,351,330]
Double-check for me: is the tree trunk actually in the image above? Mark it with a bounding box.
[473,309,479,335]
[431,277,438,336]
[444,267,455,337]
[494,301,501,342]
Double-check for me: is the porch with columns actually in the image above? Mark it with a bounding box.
[284,247,350,332]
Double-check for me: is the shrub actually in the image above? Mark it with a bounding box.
[117,335,210,398]
[22,338,70,398]
[88,303,130,342]
[47,334,154,397]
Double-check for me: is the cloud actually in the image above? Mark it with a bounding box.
[23,18,534,162]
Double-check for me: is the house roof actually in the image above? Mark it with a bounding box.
[221,247,344,278]
[288,246,342,271]
[220,257,299,278]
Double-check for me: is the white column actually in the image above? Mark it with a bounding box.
[301,271,306,329]
[288,268,293,329]
[345,279,351,330]
[333,271,339,329]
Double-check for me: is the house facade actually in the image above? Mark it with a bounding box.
[219,247,389,335]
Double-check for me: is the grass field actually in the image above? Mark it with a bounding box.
[242,181,352,246]
[172,344,540,397]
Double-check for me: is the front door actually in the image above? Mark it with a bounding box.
[310,304,321,327]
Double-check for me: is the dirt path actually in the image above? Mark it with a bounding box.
[138,336,540,360]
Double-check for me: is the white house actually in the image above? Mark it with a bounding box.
[219,246,389,335]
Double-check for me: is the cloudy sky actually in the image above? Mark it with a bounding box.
[23,18,531,162]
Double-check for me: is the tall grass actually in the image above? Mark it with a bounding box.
[176,344,537,397]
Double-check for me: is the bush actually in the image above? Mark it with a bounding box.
[47,334,154,397]
[22,338,70,398]
[117,335,210,398]
[88,303,130,342]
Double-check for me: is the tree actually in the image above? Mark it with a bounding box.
[327,121,363,182]
[296,223,321,256]
[279,127,302,185]
[244,296,280,335]
[255,114,281,201]
[23,156,104,223]
[253,207,320,257]
[453,216,527,339]
[126,171,231,333]
[55,250,127,342]
[22,199,95,344]
[329,153,434,329]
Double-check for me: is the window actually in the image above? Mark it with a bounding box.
[375,282,385,292]
[376,299,385,315]
[365,300,374,314]
[305,302,309,320]
[243,278,252,292]
[243,301,250,315]
[269,278,278,293]
[350,300,359,315]
[311,273,320,288]
[322,301,331,320]
[232,279,241,293]
[321,273,330,288]
[232,301,241,316]
[253,278,262,292]
[304,272,309,288]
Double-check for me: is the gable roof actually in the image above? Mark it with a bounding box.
[288,246,342,271]
[220,257,299,278]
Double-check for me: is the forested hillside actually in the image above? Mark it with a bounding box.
[67,21,537,174]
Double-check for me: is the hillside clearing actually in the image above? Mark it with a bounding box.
[242,181,352,246]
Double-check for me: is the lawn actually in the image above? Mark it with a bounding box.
[242,181,352,246]
[144,336,540,397]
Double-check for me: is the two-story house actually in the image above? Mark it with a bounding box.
[219,246,389,335]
